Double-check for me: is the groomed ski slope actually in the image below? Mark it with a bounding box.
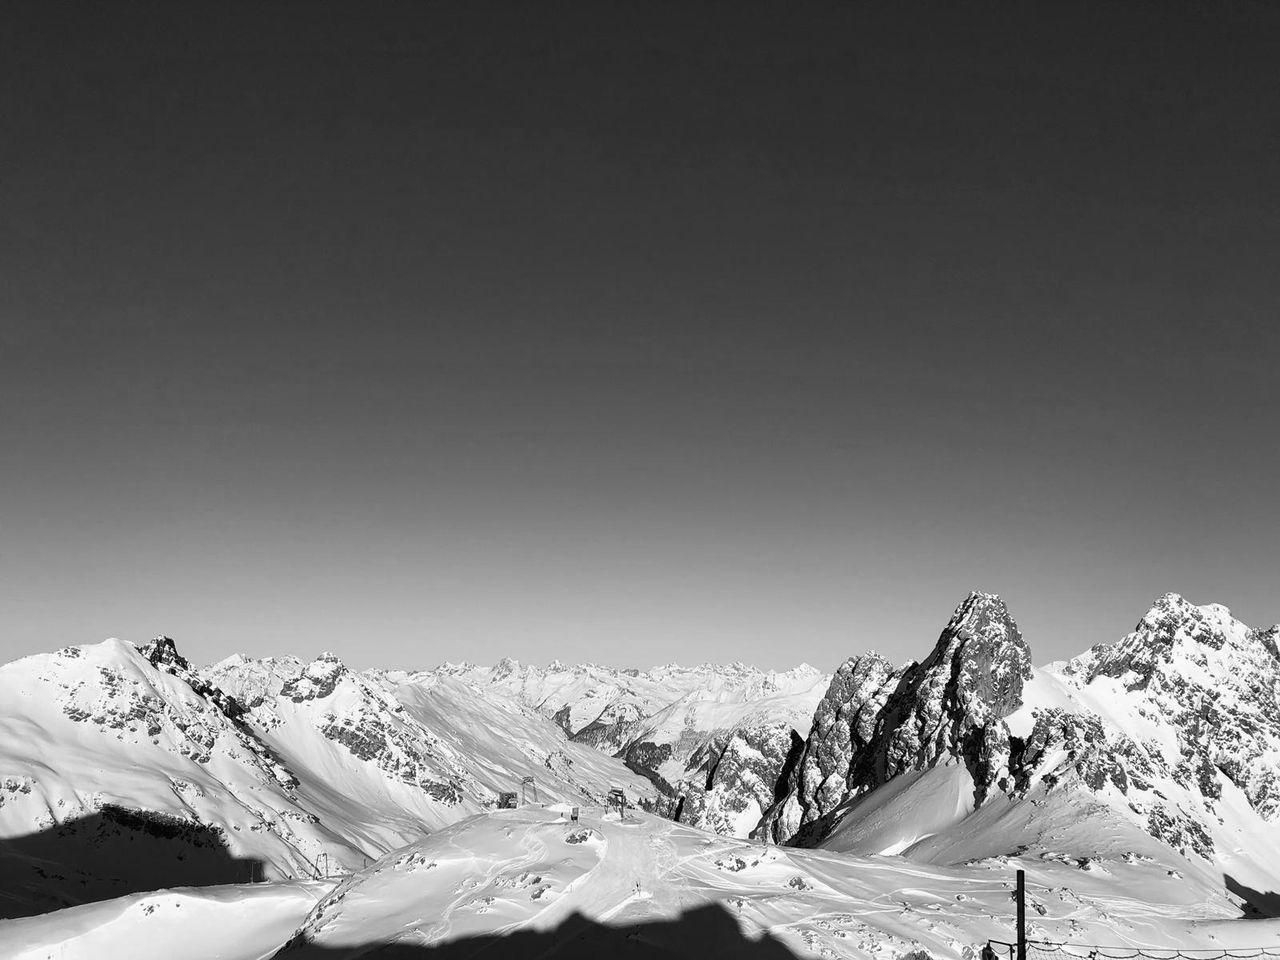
[8,806,1276,960]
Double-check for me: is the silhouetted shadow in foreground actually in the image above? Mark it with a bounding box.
[1225,874,1280,918]
[0,804,265,919]
[273,903,802,959]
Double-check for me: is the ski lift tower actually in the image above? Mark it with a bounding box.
[607,787,627,818]
[521,776,538,805]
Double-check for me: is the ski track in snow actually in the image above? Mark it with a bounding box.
[422,819,552,944]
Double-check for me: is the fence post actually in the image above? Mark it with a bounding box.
[1016,869,1026,960]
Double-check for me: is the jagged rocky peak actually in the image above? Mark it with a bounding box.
[1058,593,1280,824]
[1069,592,1275,689]
[808,653,898,796]
[867,590,1031,785]
[134,635,248,723]
[1256,623,1280,662]
[280,652,350,702]
[759,591,1033,844]
[491,656,522,680]
[136,635,189,671]
[931,590,1031,721]
[756,651,897,842]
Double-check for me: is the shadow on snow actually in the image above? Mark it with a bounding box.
[272,902,804,959]
[0,804,265,920]
[1225,873,1280,919]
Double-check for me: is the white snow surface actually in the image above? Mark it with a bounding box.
[0,638,655,918]
[4,593,1280,957]
[7,807,1277,960]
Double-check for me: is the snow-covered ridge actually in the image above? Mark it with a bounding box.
[756,591,1280,917]
[406,656,829,837]
[0,637,657,917]
[3,589,1279,932]
[0,637,345,917]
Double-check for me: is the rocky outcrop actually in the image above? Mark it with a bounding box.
[759,591,1280,882]
[428,658,828,834]
[138,636,248,723]
[677,723,806,837]
[760,592,1032,844]
[861,591,1032,800]
[210,653,475,804]
[758,653,897,843]
[1059,593,1280,824]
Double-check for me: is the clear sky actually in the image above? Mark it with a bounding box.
[1,1,1277,672]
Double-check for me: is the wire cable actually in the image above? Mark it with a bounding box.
[988,939,1280,960]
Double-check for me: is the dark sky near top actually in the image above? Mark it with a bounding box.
[1,1,1277,670]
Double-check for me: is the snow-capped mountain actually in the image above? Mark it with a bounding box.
[760,591,1033,845]
[0,638,343,917]
[4,588,1279,955]
[203,652,656,839]
[0,637,654,917]
[419,658,828,837]
[758,591,1280,916]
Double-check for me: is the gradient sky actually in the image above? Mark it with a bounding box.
[2,1,1277,672]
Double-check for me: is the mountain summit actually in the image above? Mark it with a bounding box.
[760,591,1033,844]
[758,591,1280,917]
[3,591,1279,935]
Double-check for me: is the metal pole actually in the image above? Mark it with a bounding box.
[1016,869,1026,960]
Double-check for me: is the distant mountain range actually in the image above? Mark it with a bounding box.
[2,591,1278,927]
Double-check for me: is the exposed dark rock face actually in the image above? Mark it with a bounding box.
[137,636,298,788]
[212,653,474,807]
[1061,593,1280,824]
[861,591,1031,798]
[139,636,247,722]
[551,703,575,734]
[280,653,348,702]
[676,724,808,836]
[315,712,463,802]
[760,592,1032,843]
[573,710,643,753]
[620,740,676,795]
[758,590,1280,874]
[1255,625,1280,663]
[757,653,896,842]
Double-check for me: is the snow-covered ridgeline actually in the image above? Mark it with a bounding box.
[410,657,829,836]
[756,591,1280,916]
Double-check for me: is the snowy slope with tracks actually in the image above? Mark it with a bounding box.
[7,807,1277,960]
